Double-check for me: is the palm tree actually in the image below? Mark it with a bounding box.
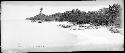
[40,8,43,13]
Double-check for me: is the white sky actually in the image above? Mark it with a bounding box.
[2,0,122,6]
[1,1,123,20]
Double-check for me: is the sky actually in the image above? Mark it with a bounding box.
[1,1,123,20]
[2,0,123,15]
[1,0,122,6]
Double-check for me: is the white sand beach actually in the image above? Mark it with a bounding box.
[2,21,124,51]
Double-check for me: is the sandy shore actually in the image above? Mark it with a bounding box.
[2,21,124,52]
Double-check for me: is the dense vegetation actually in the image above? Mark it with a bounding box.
[26,4,121,28]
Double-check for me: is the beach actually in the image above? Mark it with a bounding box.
[1,3,124,52]
[2,21,124,51]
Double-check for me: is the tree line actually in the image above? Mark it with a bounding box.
[26,3,121,28]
